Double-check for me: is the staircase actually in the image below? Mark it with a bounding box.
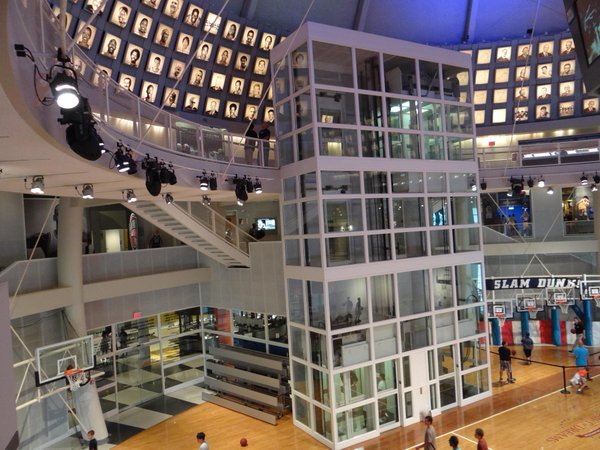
[124,201,253,267]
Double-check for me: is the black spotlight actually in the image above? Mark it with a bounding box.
[125,147,137,175]
[164,193,174,204]
[209,172,218,190]
[254,178,263,194]
[198,171,209,191]
[581,173,589,185]
[527,177,534,188]
[159,161,177,185]
[60,97,103,161]
[480,179,487,191]
[510,177,524,195]
[49,50,80,110]
[594,173,600,184]
[143,155,161,196]
[245,176,254,193]
[233,175,248,205]
[113,145,130,172]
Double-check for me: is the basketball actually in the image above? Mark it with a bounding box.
[511,350,516,356]
[571,328,576,334]
[240,437,248,447]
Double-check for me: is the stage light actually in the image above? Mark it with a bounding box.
[470,180,477,192]
[60,97,104,161]
[593,184,598,192]
[30,176,45,194]
[143,155,161,197]
[114,145,130,172]
[124,189,137,203]
[254,178,263,194]
[527,177,534,188]
[159,162,177,185]
[245,176,254,193]
[164,193,173,204]
[198,171,209,191]
[507,190,513,197]
[581,173,588,185]
[479,179,487,191]
[537,177,545,188]
[202,195,211,206]
[233,175,248,205]
[547,186,554,195]
[594,173,600,184]
[209,172,218,190]
[50,71,79,109]
[509,177,524,195]
[81,184,94,199]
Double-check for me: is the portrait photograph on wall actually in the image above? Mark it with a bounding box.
[132,13,152,38]
[515,66,530,81]
[514,107,528,121]
[515,86,529,102]
[476,48,492,65]
[494,68,509,83]
[559,101,575,117]
[260,33,276,51]
[210,73,225,91]
[475,69,489,85]
[146,53,164,75]
[244,104,258,121]
[224,101,240,119]
[100,34,121,60]
[176,32,193,54]
[123,43,143,68]
[196,42,212,61]
[537,64,552,79]
[235,53,250,71]
[229,77,245,95]
[538,41,554,58]
[560,38,575,55]
[168,60,185,80]
[242,27,257,46]
[154,24,173,48]
[493,88,507,104]
[536,84,552,100]
[535,104,550,119]
[76,22,96,49]
[223,20,239,41]
[292,51,307,68]
[473,90,487,105]
[205,97,220,116]
[249,81,263,99]
[559,81,575,97]
[492,108,506,123]
[85,0,106,14]
[204,13,221,35]
[264,107,275,124]
[141,0,161,10]
[184,4,203,27]
[73,55,86,76]
[189,67,205,87]
[583,98,599,113]
[516,44,531,61]
[184,93,200,112]
[496,46,511,62]
[110,1,131,28]
[216,47,232,66]
[163,0,182,20]
[559,60,576,76]
[92,65,112,88]
[163,88,179,108]
[141,81,158,103]
[118,73,135,92]
[474,110,485,124]
[254,58,269,75]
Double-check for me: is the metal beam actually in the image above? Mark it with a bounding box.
[239,0,258,20]
[462,0,480,44]
[352,0,371,31]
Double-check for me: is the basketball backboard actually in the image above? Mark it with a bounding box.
[516,293,544,318]
[35,335,95,386]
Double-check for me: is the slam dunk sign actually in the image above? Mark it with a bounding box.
[486,277,581,290]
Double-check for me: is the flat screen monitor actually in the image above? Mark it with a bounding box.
[256,218,276,231]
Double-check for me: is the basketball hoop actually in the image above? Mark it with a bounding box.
[495,313,506,328]
[555,300,570,315]
[64,368,87,391]
[527,307,538,319]
[593,295,600,309]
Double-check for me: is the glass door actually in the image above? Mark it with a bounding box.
[400,351,434,426]
[437,344,458,409]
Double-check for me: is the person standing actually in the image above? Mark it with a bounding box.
[377,372,386,391]
[573,341,591,382]
[87,430,98,450]
[474,428,488,450]
[416,415,436,450]
[149,230,163,248]
[196,431,208,450]
[258,122,271,166]
[571,316,585,351]
[498,341,515,384]
[449,435,460,449]
[521,332,534,364]
[244,122,258,164]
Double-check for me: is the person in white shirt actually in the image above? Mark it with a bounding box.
[196,432,208,450]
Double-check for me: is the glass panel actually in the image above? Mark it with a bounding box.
[379,394,399,425]
[290,326,307,359]
[329,279,367,330]
[447,137,474,161]
[321,171,361,195]
[288,279,306,325]
[453,228,481,252]
[295,93,313,130]
[456,263,483,305]
[369,233,392,262]
[268,315,287,343]
[428,197,448,226]
[276,102,292,135]
[324,200,363,232]
[366,198,389,230]
[438,345,455,376]
[302,201,319,234]
[332,330,370,368]
[160,308,201,337]
[390,132,420,158]
[359,94,383,126]
[203,308,231,333]
[446,104,473,134]
[392,171,424,193]
[393,197,425,228]
[308,281,325,329]
[449,172,477,193]
[374,324,397,358]
[233,310,265,338]
[294,395,311,427]
[319,127,359,157]
[398,270,430,316]
[424,135,444,159]
[422,102,443,132]
[285,239,301,265]
[283,204,299,235]
[376,360,396,391]
[435,312,455,344]
[311,332,328,367]
[419,60,440,98]
[314,406,332,440]
[292,44,309,93]
[430,229,450,255]
[316,90,356,124]
[440,377,456,407]
[164,355,203,388]
[326,236,365,267]
[462,368,489,399]
[433,266,453,310]
[297,127,314,160]
[364,171,388,194]
[404,391,413,418]
[300,172,317,197]
[305,238,322,267]
[395,231,427,258]
[273,57,290,102]
[400,317,432,351]
[98,384,116,413]
[403,355,411,388]
[293,361,308,395]
[116,343,162,405]
[371,274,396,322]
[313,42,353,87]
[442,64,469,102]
[458,306,484,338]
[387,99,419,129]
[356,49,381,91]
[361,130,385,158]
[161,333,202,364]
[451,197,479,225]
[283,176,297,201]
[334,366,372,407]
[384,54,417,95]
[430,383,438,410]
[460,339,487,370]
[312,368,330,405]
[426,172,447,192]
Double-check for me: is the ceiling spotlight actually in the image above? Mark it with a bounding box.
[29,176,45,194]
[594,173,600,184]
[479,179,487,190]
[537,177,545,188]
[209,172,218,190]
[581,173,588,185]
[547,186,554,195]
[245,176,254,193]
[61,97,104,161]
[159,162,177,185]
[198,171,209,191]
[81,184,94,199]
[143,155,161,196]
[233,175,248,205]
[164,192,173,204]
[125,189,137,203]
[593,184,598,192]
[509,176,524,195]
[254,178,263,194]
[527,177,534,188]
[202,195,211,206]
[507,190,513,198]
[114,145,130,173]
[469,180,477,192]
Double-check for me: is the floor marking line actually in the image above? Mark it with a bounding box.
[453,433,478,444]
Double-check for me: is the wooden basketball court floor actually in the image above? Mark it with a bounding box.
[114,345,600,449]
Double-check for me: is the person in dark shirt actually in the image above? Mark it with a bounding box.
[521,332,534,364]
[244,122,258,164]
[87,430,98,450]
[498,341,515,384]
[258,122,271,166]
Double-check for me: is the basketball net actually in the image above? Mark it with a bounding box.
[64,368,86,391]
[555,300,570,315]
[527,307,538,320]
[496,313,506,328]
